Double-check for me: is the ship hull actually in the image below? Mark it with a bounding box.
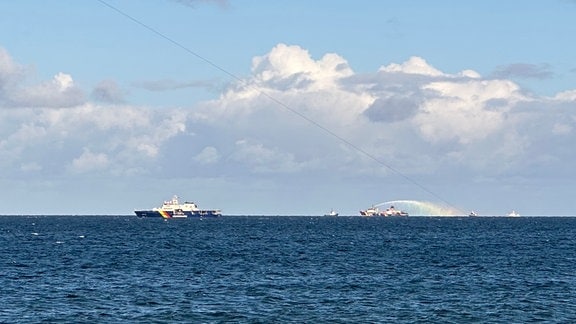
[135,210,221,218]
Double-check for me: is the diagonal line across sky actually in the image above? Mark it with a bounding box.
[95,0,464,214]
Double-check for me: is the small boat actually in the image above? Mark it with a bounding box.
[507,210,520,217]
[135,195,221,218]
[469,211,478,217]
[324,209,339,217]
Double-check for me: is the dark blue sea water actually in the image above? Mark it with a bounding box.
[1,216,575,323]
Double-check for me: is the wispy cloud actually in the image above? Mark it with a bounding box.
[92,80,126,103]
[133,79,215,92]
[492,63,553,80]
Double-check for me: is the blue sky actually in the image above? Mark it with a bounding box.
[0,0,575,215]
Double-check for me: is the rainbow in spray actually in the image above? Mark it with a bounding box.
[375,200,461,216]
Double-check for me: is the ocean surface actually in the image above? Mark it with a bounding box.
[1,216,575,323]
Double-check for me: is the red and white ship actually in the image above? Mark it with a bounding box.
[360,205,408,217]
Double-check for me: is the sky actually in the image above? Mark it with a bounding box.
[0,0,575,216]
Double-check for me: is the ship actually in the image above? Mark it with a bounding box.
[507,210,520,217]
[360,205,408,217]
[359,206,379,216]
[324,209,339,217]
[134,195,221,218]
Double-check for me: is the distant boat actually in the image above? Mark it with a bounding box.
[382,205,409,217]
[324,209,339,217]
[360,205,408,217]
[469,211,478,217]
[360,206,379,216]
[507,210,520,217]
[135,195,221,218]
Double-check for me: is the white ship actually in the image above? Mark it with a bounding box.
[135,195,221,218]
[360,205,408,217]
[324,209,339,216]
[507,210,520,217]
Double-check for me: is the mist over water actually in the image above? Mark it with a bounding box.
[377,200,461,216]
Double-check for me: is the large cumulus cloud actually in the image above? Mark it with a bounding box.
[189,44,575,183]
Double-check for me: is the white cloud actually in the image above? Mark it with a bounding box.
[0,101,188,178]
[194,146,220,164]
[54,72,73,91]
[1,44,576,214]
[20,162,42,172]
[552,123,572,135]
[459,70,482,79]
[191,46,576,185]
[70,149,110,173]
[252,43,353,87]
[9,73,84,108]
[232,139,302,173]
[204,44,371,125]
[0,47,25,86]
[0,47,85,108]
[554,89,576,101]
[379,56,444,76]
[415,79,526,144]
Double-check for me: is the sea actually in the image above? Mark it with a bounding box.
[1,215,575,323]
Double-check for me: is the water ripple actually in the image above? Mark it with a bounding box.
[1,216,575,322]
